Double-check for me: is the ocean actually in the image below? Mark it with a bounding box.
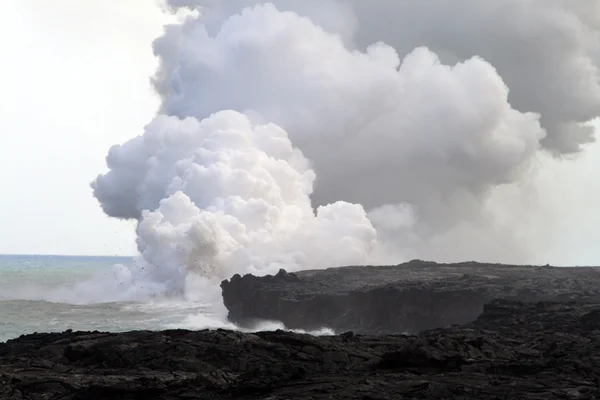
[0,254,333,342]
[0,254,237,342]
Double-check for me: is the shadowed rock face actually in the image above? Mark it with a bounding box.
[2,300,600,399]
[221,260,600,334]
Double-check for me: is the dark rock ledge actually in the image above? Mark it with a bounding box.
[2,300,600,399]
[221,260,600,334]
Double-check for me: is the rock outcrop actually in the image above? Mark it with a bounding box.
[221,260,600,334]
[2,300,600,399]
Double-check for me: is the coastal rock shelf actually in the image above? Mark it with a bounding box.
[2,300,600,399]
[221,260,600,334]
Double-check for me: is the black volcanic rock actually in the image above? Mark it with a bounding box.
[2,300,600,399]
[221,260,600,334]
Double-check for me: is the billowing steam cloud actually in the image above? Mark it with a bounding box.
[94,111,375,290]
[163,0,600,153]
[91,1,598,300]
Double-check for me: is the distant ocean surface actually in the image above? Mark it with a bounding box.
[0,254,229,342]
[0,254,332,342]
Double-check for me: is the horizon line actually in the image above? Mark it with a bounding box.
[0,253,136,258]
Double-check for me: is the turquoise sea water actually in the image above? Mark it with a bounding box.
[0,254,225,342]
[0,254,334,342]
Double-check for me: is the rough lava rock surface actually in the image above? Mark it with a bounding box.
[221,260,600,334]
[2,300,600,399]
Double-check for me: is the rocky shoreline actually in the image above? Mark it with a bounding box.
[221,260,600,334]
[1,299,600,399]
[3,261,600,399]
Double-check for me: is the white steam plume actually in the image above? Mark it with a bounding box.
[93,109,375,300]
[137,8,547,215]
[147,4,544,251]
[165,0,600,154]
[88,1,598,302]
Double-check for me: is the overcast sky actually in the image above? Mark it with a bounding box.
[0,1,171,255]
[1,1,600,263]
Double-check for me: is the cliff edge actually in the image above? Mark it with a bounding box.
[221,260,600,334]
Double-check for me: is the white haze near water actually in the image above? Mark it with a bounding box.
[12,0,599,325]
